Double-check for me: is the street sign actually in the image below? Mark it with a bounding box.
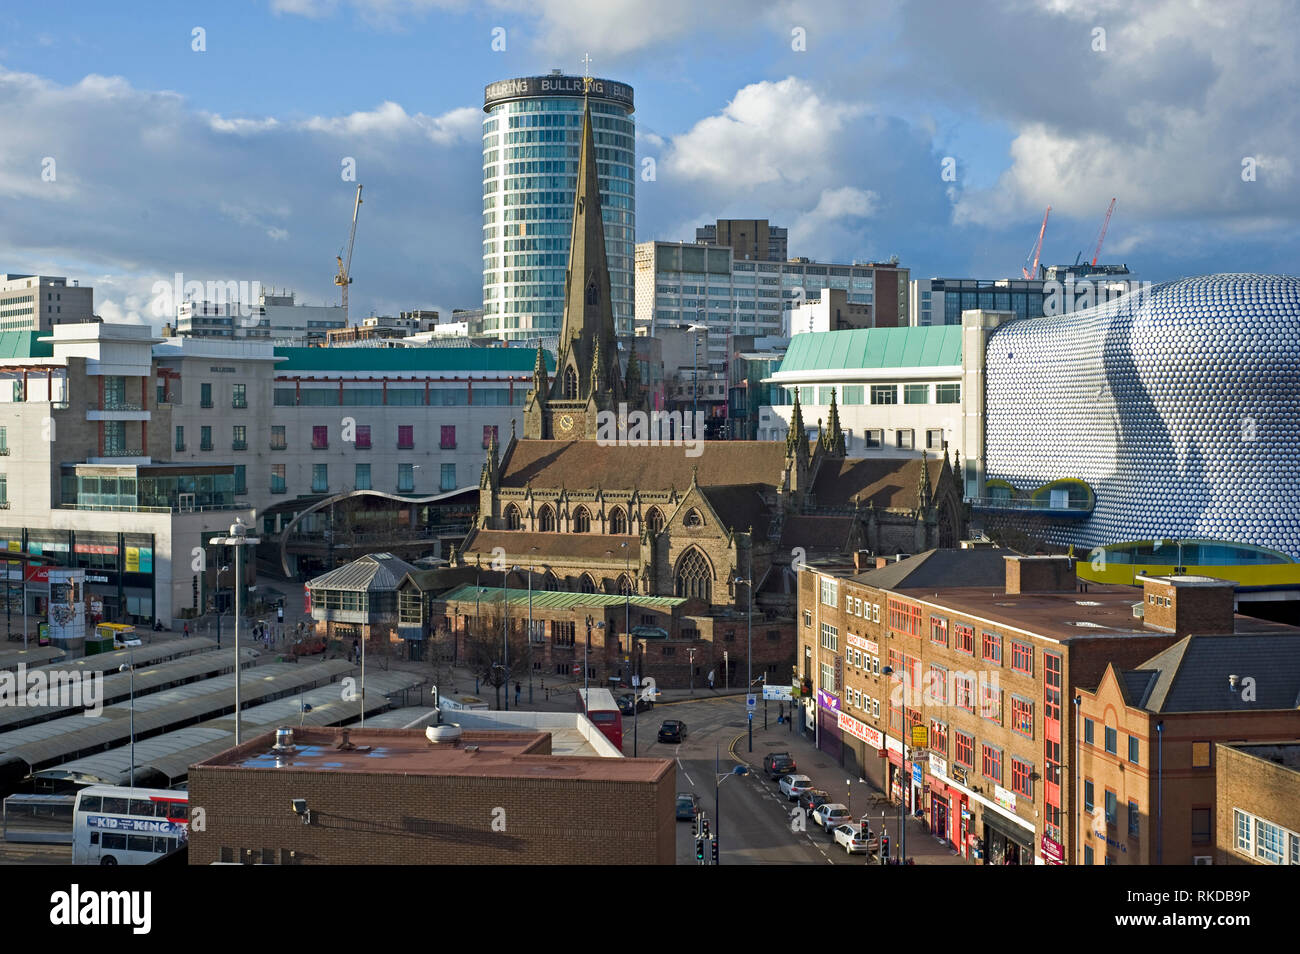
[910,724,929,749]
[572,663,581,675]
[746,694,756,710]
[748,712,753,721]
[763,685,792,701]
[912,763,923,786]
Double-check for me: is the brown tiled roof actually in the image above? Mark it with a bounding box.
[700,484,773,538]
[461,529,641,563]
[500,440,789,490]
[780,515,857,550]
[812,457,943,509]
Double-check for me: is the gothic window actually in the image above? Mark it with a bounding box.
[538,505,555,532]
[609,507,627,535]
[563,366,579,400]
[618,574,634,596]
[585,275,599,306]
[683,508,704,528]
[573,506,591,533]
[674,547,713,602]
[579,573,597,594]
[543,571,560,591]
[505,504,521,530]
[645,507,664,534]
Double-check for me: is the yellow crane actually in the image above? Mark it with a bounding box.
[334,184,363,324]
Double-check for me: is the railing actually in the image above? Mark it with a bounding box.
[58,502,241,513]
[967,496,1093,513]
[200,442,214,452]
[232,440,248,451]
[232,400,248,409]
[87,400,145,412]
[90,446,144,459]
[270,441,287,451]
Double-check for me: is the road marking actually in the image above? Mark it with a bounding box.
[677,758,694,787]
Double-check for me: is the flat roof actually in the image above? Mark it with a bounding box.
[775,326,962,375]
[273,347,550,374]
[197,727,672,783]
[1223,742,1300,773]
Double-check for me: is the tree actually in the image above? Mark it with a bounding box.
[462,604,533,710]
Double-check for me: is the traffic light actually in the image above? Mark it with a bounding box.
[691,812,699,837]
[710,837,718,864]
[880,832,890,865]
[695,838,705,862]
[701,817,710,838]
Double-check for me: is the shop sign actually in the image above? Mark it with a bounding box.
[837,711,883,749]
[847,633,870,651]
[910,724,929,748]
[994,785,1017,811]
[75,543,119,555]
[817,689,841,711]
[87,574,110,583]
[1041,836,1064,863]
[950,764,968,786]
[885,734,904,756]
[912,763,923,786]
[929,753,948,780]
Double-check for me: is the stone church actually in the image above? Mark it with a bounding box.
[452,89,965,683]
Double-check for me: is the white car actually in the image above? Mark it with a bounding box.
[779,774,814,800]
[812,802,852,831]
[833,822,872,854]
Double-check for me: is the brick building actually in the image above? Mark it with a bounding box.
[1077,630,1300,865]
[1215,742,1300,866]
[187,725,675,865]
[797,552,1298,865]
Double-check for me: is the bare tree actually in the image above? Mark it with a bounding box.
[463,606,534,710]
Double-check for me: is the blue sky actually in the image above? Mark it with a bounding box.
[1,0,1297,325]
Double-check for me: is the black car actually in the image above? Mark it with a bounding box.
[798,788,832,817]
[617,693,654,716]
[675,792,699,821]
[763,752,797,779]
[658,720,687,743]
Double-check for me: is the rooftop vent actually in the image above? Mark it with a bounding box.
[426,724,463,745]
[273,727,295,752]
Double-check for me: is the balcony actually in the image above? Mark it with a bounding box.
[232,440,248,451]
[200,442,214,452]
[232,400,248,409]
[311,441,329,451]
[967,495,1093,518]
[270,442,287,451]
[86,399,150,422]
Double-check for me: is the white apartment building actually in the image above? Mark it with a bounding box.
[176,287,345,344]
[786,287,873,335]
[635,241,908,364]
[0,274,95,331]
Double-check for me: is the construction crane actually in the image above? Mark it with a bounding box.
[1022,205,1051,280]
[334,184,363,325]
[1090,197,1116,267]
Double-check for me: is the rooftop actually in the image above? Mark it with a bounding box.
[1223,742,1300,773]
[273,346,551,374]
[774,325,962,375]
[440,583,687,612]
[1117,635,1300,713]
[197,726,673,783]
[307,553,418,593]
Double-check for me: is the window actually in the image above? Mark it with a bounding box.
[645,507,664,533]
[820,577,838,606]
[271,464,286,493]
[610,507,627,534]
[1084,845,1094,866]
[312,464,328,493]
[981,744,1002,784]
[953,623,974,655]
[1084,719,1095,745]
[935,383,960,404]
[930,720,948,756]
[1105,790,1118,826]
[232,383,247,408]
[981,631,1002,665]
[398,464,414,492]
[895,429,914,450]
[312,425,328,450]
[440,425,456,449]
[980,680,1001,723]
[954,674,974,712]
[573,506,591,532]
[200,382,212,408]
[864,429,883,448]
[904,383,928,404]
[926,428,944,450]
[1104,726,1117,755]
[872,603,879,623]
[1011,757,1033,798]
[232,425,247,450]
[482,424,498,449]
[927,665,947,706]
[355,463,371,491]
[1011,696,1033,737]
[1011,641,1033,675]
[200,425,212,451]
[803,609,811,628]
[538,505,555,532]
[1128,801,1140,838]
[354,425,371,449]
[1084,779,1094,812]
[1186,806,1212,844]
[233,465,246,495]
[870,384,897,405]
[853,597,862,617]
[888,599,921,638]
[270,425,286,450]
[440,463,456,491]
[175,426,185,451]
[398,425,414,449]
[0,426,7,454]
[819,622,839,653]
[1128,735,1140,765]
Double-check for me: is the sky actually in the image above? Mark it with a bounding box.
[1,0,1297,328]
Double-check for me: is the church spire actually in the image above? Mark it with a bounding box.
[786,387,806,457]
[823,387,846,456]
[918,451,933,510]
[532,343,549,396]
[624,336,641,402]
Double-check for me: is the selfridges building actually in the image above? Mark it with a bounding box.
[983,274,1300,559]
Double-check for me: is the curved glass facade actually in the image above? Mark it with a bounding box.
[482,82,635,341]
[984,274,1300,558]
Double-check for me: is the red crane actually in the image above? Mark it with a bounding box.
[1090,197,1116,267]
[1022,206,1051,280]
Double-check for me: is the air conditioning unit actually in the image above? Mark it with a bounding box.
[1192,856,1213,865]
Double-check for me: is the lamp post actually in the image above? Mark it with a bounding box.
[213,563,231,648]
[584,614,592,706]
[1157,720,1163,865]
[1075,694,1082,865]
[209,518,260,746]
[118,647,135,791]
[502,565,510,712]
[733,573,753,752]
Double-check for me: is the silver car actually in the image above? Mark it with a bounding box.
[812,802,852,832]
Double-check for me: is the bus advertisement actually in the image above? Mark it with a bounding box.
[576,687,624,751]
[71,786,189,865]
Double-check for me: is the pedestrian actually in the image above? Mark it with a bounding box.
[183,622,190,639]
[352,638,359,664]
[277,605,284,625]
[515,681,521,705]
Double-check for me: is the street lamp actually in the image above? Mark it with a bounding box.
[686,320,707,441]
[210,517,261,746]
[502,564,510,712]
[733,573,754,752]
[119,650,135,791]
[213,564,231,648]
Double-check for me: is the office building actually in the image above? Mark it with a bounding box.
[1215,742,1300,866]
[481,71,635,341]
[0,275,95,332]
[176,287,345,345]
[696,218,788,261]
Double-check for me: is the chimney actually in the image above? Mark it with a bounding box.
[853,551,861,573]
[1140,575,1236,637]
[1004,555,1075,595]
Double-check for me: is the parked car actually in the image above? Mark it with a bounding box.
[763,752,797,779]
[798,789,832,817]
[675,792,699,821]
[657,720,687,743]
[812,802,852,832]
[833,822,872,854]
[779,774,815,800]
[617,693,654,715]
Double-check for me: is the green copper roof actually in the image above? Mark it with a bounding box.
[0,331,54,359]
[273,347,552,373]
[776,326,962,374]
[440,584,686,611]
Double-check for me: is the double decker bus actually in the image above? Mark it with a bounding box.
[576,688,624,750]
[71,786,189,865]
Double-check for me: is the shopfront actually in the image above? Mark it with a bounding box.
[982,802,1036,866]
[817,690,842,762]
[947,764,974,859]
[838,710,884,790]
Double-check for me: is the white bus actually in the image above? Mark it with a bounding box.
[71,785,189,865]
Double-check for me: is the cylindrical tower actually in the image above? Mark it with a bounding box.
[482,71,635,342]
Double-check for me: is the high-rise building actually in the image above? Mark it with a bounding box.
[0,274,95,331]
[911,269,1137,326]
[482,71,635,342]
[695,219,788,261]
